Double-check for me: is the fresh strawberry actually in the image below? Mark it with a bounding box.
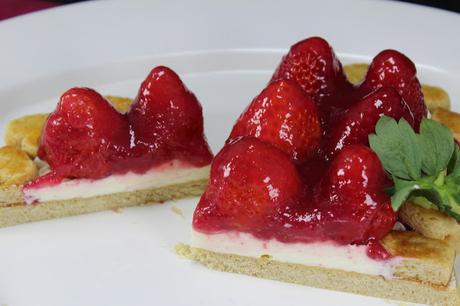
[270,36,352,112]
[193,137,304,233]
[38,87,131,179]
[324,87,414,159]
[128,66,213,167]
[359,50,427,127]
[313,145,396,244]
[228,80,321,162]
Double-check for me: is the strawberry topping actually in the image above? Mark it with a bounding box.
[313,145,395,244]
[228,80,320,162]
[194,37,428,253]
[271,36,353,115]
[37,67,212,180]
[194,137,304,233]
[324,87,414,159]
[38,88,131,179]
[128,66,213,169]
[194,141,396,245]
[359,50,427,128]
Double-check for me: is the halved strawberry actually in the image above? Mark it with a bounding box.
[38,87,131,179]
[228,80,320,162]
[359,50,427,127]
[313,145,396,244]
[193,137,304,234]
[324,87,414,159]
[128,66,213,167]
[270,36,352,112]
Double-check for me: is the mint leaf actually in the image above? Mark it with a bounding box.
[389,177,421,210]
[420,184,460,220]
[369,116,421,180]
[448,145,460,178]
[418,118,454,176]
[370,116,460,221]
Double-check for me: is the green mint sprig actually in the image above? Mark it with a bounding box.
[369,116,460,220]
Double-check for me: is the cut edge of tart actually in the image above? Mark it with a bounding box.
[0,178,208,228]
[0,145,209,227]
[177,230,459,306]
[0,67,213,227]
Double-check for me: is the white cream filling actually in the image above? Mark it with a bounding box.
[191,230,403,279]
[23,160,210,204]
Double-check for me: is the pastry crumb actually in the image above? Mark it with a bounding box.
[171,206,184,218]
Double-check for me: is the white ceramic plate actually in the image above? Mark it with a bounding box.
[0,1,459,305]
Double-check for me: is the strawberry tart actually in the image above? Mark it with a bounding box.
[0,66,213,227]
[177,37,459,305]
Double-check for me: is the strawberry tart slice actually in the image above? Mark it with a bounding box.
[177,37,459,305]
[0,66,213,227]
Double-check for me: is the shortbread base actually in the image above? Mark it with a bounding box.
[399,201,460,253]
[0,179,207,227]
[176,243,460,306]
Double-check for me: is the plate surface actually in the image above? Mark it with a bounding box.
[0,1,459,305]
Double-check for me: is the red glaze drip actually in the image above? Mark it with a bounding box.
[366,239,392,261]
[24,171,64,189]
[193,37,427,258]
[36,66,212,181]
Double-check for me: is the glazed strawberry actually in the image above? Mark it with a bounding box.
[194,142,396,245]
[191,38,432,252]
[228,80,321,162]
[324,87,414,159]
[38,87,131,179]
[128,66,213,167]
[38,67,212,180]
[270,37,352,112]
[313,145,396,244]
[359,50,427,127]
[193,137,304,233]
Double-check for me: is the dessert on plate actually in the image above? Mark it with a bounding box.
[0,66,213,227]
[177,37,460,305]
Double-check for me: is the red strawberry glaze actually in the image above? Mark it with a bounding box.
[36,66,212,183]
[194,137,304,234]
[24,171,64,190]
[193,139,395,247]
[323,87,415,159]
[128,66,212,170]
[228,80,320,162]
[367,239,392,261]
[193,37,428,257]
[270,37,355,117]
[38,87,131,179]
[359,50,427,128]
[312,145,395,245]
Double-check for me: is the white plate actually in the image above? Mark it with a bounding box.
[0,1,459,306]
